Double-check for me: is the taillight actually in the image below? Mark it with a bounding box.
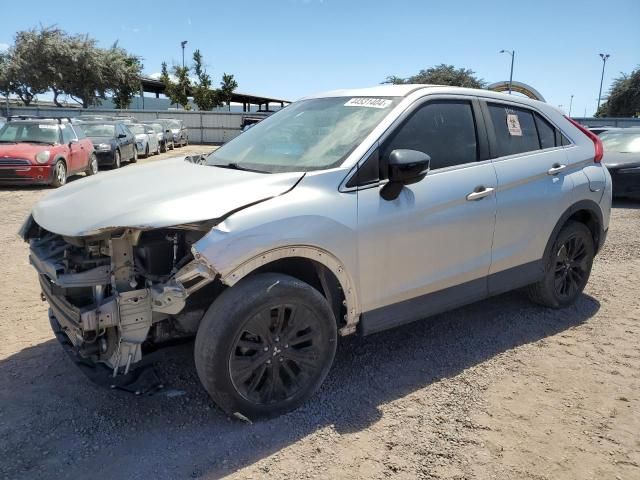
[564,115,604,163]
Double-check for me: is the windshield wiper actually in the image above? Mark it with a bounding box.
[24,140,54,145]
[211,162,270,174]
[0,140,17,144]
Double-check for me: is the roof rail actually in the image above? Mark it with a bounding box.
[7,115,73,124]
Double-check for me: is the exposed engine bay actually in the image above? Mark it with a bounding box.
[22,217,222,376]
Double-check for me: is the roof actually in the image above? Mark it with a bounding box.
[302,84,433,99]
[302,84,551,108]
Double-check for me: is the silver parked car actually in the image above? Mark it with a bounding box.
[21,85,611,420]
[128,123,160,158]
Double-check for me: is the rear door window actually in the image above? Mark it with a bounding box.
[488,103,540,157]
[384,100,478,171]
[534,114,557,149]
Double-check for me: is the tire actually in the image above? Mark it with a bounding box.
[527,221,595,308]
[194,273,337,420]
[85,153,98,176]
[155,143,160,155]
[130,147,138,163]
[144,145,149,158]
[169,141,174,150]
[160,141,167,153]
[113,149,121,169]
[51,160,67,188]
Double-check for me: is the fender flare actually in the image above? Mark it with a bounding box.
[543,199,604,262]
[219,245,360,335]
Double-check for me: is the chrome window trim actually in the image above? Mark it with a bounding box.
[339,93,485,192]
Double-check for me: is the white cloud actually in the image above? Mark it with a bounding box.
[0,43,9,52]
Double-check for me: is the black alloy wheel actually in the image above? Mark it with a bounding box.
[229,303,326,405]
[553,234,590,301]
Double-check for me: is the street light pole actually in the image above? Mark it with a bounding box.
[500,49,515,94]
[568,94,574,117]
[180,40,188,69]
[597,53,610,113]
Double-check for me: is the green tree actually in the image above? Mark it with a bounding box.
[106,44,143,109]
[0,26,142,109]
[192,49,222,110]
[219,73,238,111]
[1,27,56,105]
[160,61,191,109]
[596,66,640,117]
[384,64,486,88]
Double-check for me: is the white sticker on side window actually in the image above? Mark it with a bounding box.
[506,113,522,136]
[344,98,392,109]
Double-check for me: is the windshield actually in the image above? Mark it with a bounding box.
[206,96,400,173]
[0,123,60,144]
[129,124,145,135]
[166,120,182,129]
[600,131,640,153]
[82,124,115,137]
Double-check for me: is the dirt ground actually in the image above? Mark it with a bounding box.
[0,149,638,480]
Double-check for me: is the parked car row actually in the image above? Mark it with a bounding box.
[0,115,190,187]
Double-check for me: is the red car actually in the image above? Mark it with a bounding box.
[0,118,98,187]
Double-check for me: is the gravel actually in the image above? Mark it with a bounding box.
[0,157,638,479]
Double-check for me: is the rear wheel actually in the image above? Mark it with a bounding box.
[113,149,121,169]
[51,160,67,188]
[527,221,595,308]
[85,153,98,176]
[130,147,138,163]
[144,144,149,158]
[194,273,337,420]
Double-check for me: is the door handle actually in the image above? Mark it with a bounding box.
[547,164,567,175]
[466,186,495,201]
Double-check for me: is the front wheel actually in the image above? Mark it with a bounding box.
[194,273,337,420]
[51,160,67,187]
[527,221,595,308]
[113,149,121,169]
[130,147,138,163]
[85,153,98,176]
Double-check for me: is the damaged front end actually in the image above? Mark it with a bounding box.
[22,216,221,380]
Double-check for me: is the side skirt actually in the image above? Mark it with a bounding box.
[358,260,543,336]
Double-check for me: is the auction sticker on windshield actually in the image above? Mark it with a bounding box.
[344,98,393,108]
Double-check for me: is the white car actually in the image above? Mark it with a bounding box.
[22,85,611,420]
[129,123,159,158]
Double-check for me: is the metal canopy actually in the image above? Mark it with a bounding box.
[140,76,290,111]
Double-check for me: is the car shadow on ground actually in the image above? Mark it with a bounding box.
[0,290,600,479]
[612,198,640,209]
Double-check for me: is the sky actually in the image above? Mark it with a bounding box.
[2,0,639,116]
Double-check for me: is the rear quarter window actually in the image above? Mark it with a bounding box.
[488,103,540,157]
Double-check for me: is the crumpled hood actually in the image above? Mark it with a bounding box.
[0,143,50,161]
[32,157,304,237]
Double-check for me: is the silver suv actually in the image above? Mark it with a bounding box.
[22,85,611,419]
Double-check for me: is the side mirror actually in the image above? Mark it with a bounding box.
[381,149,430,200]
[118,133,127,139]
